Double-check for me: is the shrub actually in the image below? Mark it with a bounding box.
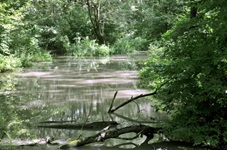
[0,55,21,72]
[63,36,112,56]
[112,36,147,54]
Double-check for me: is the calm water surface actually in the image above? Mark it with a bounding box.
[1,53,200,150]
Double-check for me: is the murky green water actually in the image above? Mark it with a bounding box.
[0,53,202,150]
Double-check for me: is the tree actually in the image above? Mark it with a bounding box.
[130,0,184,41]
[86,0,105,44]
[139,0,227,149]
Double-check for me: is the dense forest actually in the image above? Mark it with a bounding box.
[0,0,227,149]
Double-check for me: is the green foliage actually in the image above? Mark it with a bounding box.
[126,0,184,41]
[112,36,147,54]
[0,94,20,139]
[1,0,183,60]
[112,37,135,54]
[18,50,52,67]
[11,25,52,67]
[138,41,167,89]
[0,74,18,91]
[0,2,16,56]
[62,36,112,56]
[28,1,93,54]
[0,55,21,72]
[0,93,42,139]
[0,1,52,72]
[139,0,227,148]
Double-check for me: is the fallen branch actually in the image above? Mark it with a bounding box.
[108,91,157,113]
[108,91,118,113]
[39,120,76,123]
[60,125,161,149]
[38,121,118,130]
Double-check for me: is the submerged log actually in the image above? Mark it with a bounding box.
[60,124,161,149]
[39,120,76,123]
[38,121,118,130]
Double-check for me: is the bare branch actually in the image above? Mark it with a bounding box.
[108,91,157,113]
[108,91,118,113]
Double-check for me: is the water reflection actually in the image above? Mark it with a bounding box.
[14,55,159,123]
[0,53,197,149]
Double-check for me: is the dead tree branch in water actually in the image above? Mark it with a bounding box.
[107,81,168,113]
[108,91,157,113]
[38,121,118,130]
[60,125,161,149]
[108,91,118,113]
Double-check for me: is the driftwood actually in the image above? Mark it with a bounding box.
[108,91,157,113]
[38,121,118,130]
[60,124,161,149]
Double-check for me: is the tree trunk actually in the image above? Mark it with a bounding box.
[190,0,197,18]
[86,0,105,44]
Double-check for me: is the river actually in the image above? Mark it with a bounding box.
[0,53,202,150]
